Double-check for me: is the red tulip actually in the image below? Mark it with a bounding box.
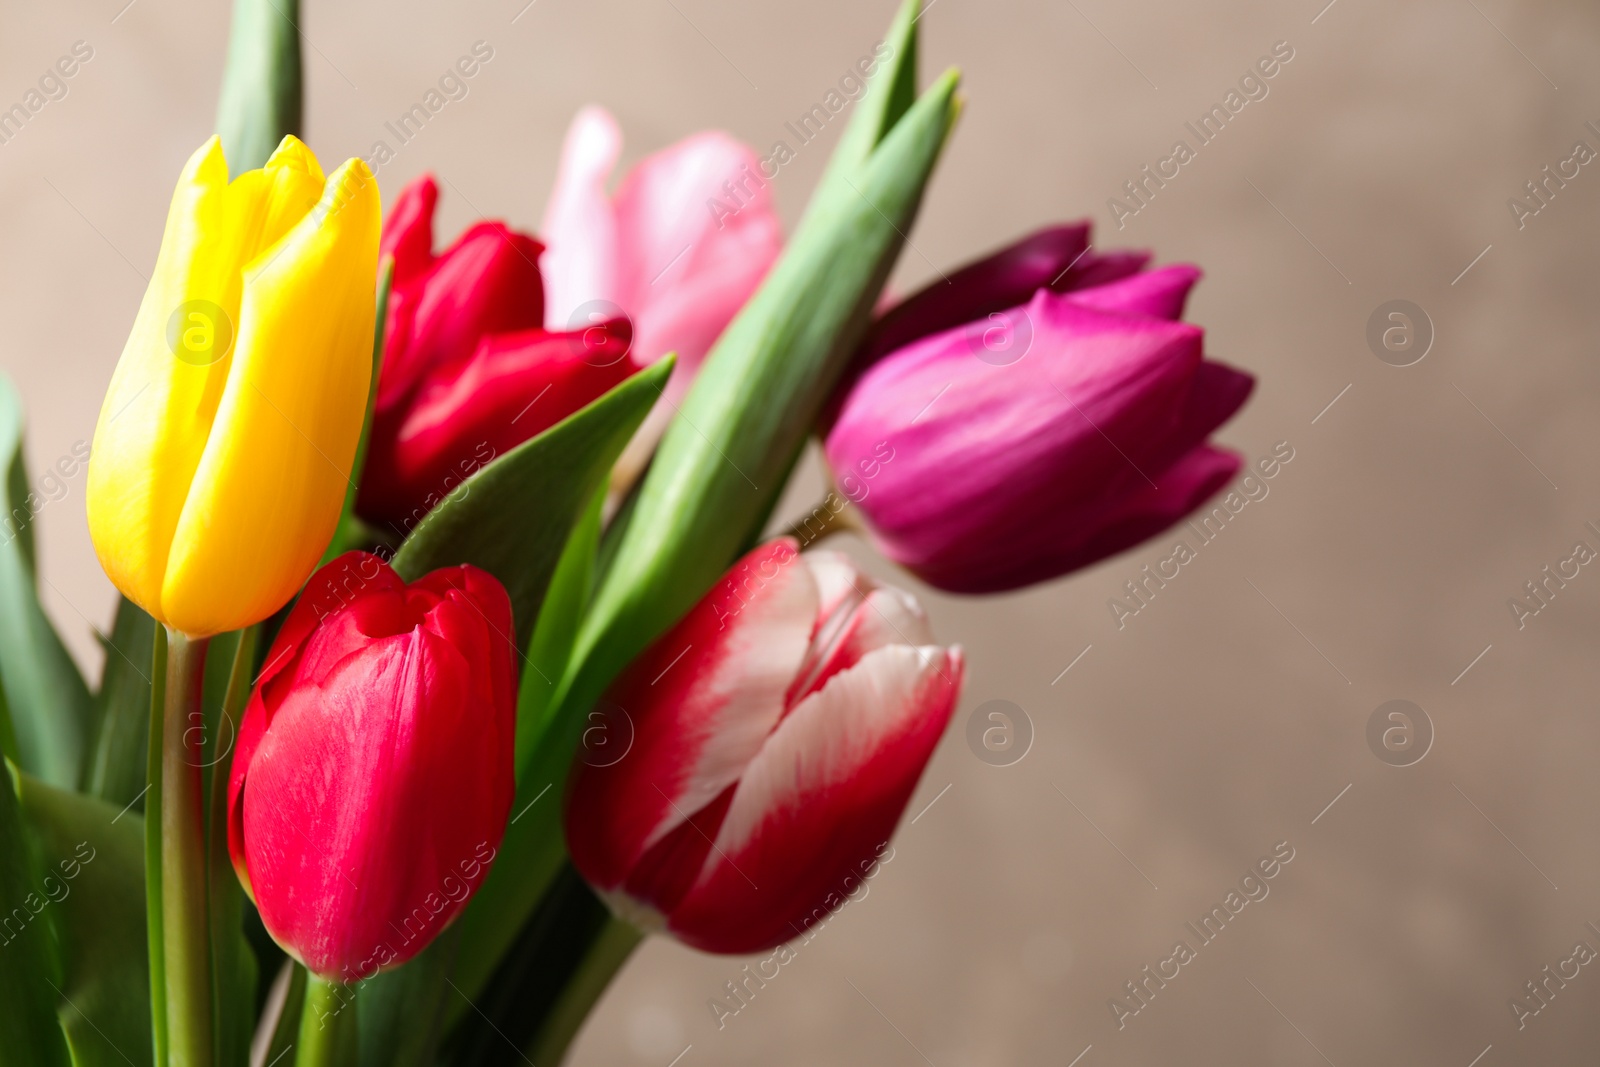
[359,176,637,528]
[227,551,517,980]
[824,223,1253,593]
[565,539,962,954]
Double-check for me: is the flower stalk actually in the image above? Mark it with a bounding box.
[296,974,358,1067]
[155,628,213,1067]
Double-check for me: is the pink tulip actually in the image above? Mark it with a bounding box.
[227,552,517,980]
[565,539,962,954]
[825,228,1253,593]
[540,106,783,482]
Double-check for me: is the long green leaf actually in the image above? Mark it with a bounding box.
[0,760,72,1067]
[0,373,94,789]
[215,0,302,175]
[81,597,157,808]
[15,767,152,1067]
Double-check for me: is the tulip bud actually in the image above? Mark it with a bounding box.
[227,551,517,980]
[824,227,1254,593]
[358,175,639,527]
[87,135,380,637]
[566,539,962,954]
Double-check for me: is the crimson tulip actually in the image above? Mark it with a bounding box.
[227,551,517,980]
[565,539,963,954]
[359,176,636,527]
[824,225,1254,593]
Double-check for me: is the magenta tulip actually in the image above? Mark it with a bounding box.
[565,539,963,954]
[227,552,517,980]
[825,228,1254,593]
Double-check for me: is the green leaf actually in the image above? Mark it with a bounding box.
[442,491,604,1023]
[81,597,157,808]
[0,372,94,789]
[216,0,302,175]
[15,767,153,1067]
[515,487,602,771]
[0,761,72,1067]
[207,628,260,1067]
[354,357,672,1067]
[389,355,674,651]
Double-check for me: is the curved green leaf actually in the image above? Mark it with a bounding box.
[0,761,72,1067]
[15,768,151,1067]
[0,373,93,789]
[216,0,302,175]
[82,596,157,808]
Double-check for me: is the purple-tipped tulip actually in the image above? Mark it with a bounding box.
[823,225,1253,594]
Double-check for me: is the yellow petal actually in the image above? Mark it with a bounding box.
[86,136,239,621]
[160,158,381,636]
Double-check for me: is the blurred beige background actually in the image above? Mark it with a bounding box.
[6,0,1600,1063]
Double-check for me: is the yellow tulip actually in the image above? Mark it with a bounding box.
[87,135,380,637]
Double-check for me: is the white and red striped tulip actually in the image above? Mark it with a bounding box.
[565,538,963,953]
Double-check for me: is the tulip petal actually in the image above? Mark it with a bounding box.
[1047,248,1149,293]
[612,131,783,379]
[87,137,238,616]
[565,540,816,895]
[361,321,634,525]
[854,224,1091,368]
[375,221,547,415]
[1066,263,1199,321]
[786,552,934,708]
[1037,443,1242,580]
[242,625,507,978]
[540,105,622,328]
[666,644,963,953]
[161,159,381,636]
[380,174,439,280]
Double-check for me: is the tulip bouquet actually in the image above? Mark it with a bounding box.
[0,1,1252,1065]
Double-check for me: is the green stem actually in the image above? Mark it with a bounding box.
[162,629,213,1067]
[145,627,169,1066]
[525,914,643,1066]
[297,973,358,1067]
[208,626,258,1065]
